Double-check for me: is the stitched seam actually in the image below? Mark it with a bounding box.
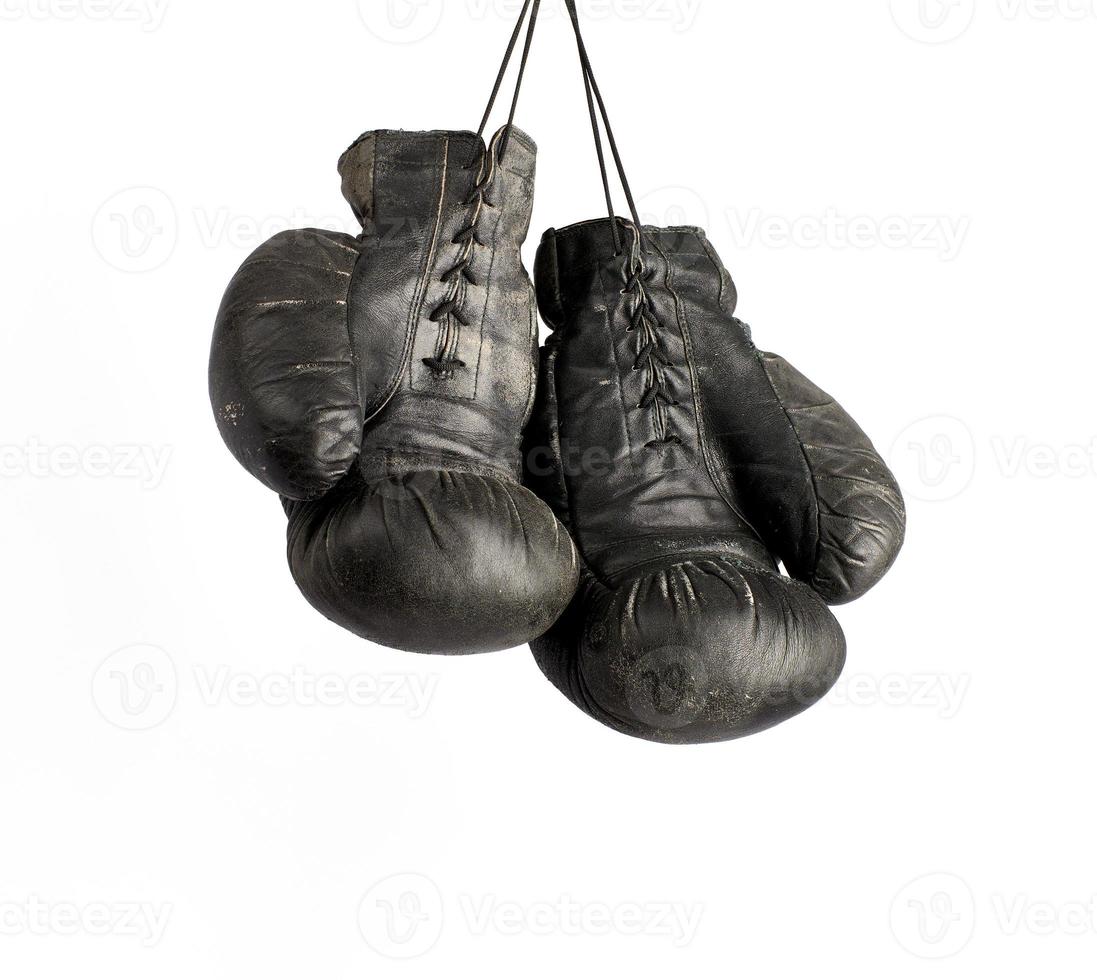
[472,177,505,401]
[397,136,449,402]
[520,294,538,425]
[682,235,767,540]
[597,551,776,583]
[621,229,675,447]
[358,448,515,480]
[597,263,637,462]
[651,236,734,507]
[759,354,823,580]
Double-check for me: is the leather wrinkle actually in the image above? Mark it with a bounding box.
[211,128,579,655]
[523,216,901,742]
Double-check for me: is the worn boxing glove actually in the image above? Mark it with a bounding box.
[210,126,578,654]
[526,220,905,742]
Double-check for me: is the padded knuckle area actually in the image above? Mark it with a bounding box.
[762,352,906,603]
[287,471,578,655]
[210,229,363,500]
[811,461,906,604]
[537,558,846,744]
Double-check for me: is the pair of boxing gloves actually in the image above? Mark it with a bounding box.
[210,126,906,744]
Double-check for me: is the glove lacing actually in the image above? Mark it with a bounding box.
[422,0,540,380]
[622,225,681,449]
[423,137,501,378]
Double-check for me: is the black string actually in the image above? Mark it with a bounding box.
[499,0,541,160]
[571,7,620,253]
[477,0,541,163]
[476,0,530,139]
[563,0,646,255]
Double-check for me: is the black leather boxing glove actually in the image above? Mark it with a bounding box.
[525,220,905,742]
[210,126,578,654]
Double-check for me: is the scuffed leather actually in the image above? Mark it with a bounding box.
[210,228,363,500]
[210,128,578,655]
[526,218,905,742]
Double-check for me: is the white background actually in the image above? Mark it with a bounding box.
[1,0,1094,976]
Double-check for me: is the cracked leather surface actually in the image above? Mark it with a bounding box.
[210,127,578,654]
[525,218,905,742]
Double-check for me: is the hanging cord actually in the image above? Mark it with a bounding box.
[562,0,645,256]
[423,1,541,378]
[476,0,542,163]
[563,0,679,448]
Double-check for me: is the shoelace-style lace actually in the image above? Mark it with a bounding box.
[563,0,680,450]
[422,0,540,379]
[422,138,502,377]
[621,226,681,449]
